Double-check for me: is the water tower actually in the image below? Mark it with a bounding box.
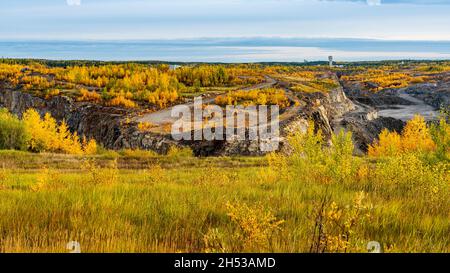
[328,56,334,68]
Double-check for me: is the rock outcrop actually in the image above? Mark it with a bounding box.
[342,116,405,153]
[405,83,450,110]
[295,82,356,139]
[0,89,179,153]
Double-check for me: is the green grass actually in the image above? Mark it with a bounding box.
[0,147,448,253]
[0,149,264,170]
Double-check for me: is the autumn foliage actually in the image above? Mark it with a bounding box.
[106,95,137,108]
[77,88,102,102]
[0,109,29,150]
[173,65,263,87]
[0,61,267,110]
[340,68,429,92]
[22,109,98,155]
[215,88,290,108]
[0,108,97,155]
[369,115,438,157]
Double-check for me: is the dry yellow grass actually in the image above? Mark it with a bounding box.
[0,117,448,253]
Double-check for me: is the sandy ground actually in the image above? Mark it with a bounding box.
[378,91,438,121]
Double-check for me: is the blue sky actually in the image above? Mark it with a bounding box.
[1,0,450,40]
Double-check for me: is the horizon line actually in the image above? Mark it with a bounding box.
[2,57,449,64]
[2,36,450,43]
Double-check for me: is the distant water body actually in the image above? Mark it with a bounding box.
[1,38,450,62]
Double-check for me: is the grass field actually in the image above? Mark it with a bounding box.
[0,127,448,253]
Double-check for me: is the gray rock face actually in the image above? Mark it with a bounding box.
[295,84,356,137]
[342,116,405,153]
[0,89,179,154]
[312,106,333,140]
[281,114,309,136]
[327,83,357,118]
[404,83,450,110]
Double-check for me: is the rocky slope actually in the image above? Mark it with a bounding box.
[0,88,181,153]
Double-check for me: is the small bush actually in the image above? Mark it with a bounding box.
[107,96,137,108]
[310,192,371,253]
[430,117,450,161]
[77,88,102,102]
[0,108,29,150]
[143,164,165,184]
[167,146,194,158]
[82,159,119,185]
[203,228,228,253]
[44,89,60,99]
[82,137,98,155]
[327,130,355,183]
[226,202,284,252]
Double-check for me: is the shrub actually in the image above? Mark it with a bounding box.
[167,146,194,158]
[288,121,324,162]
[369,115,436,157]
[77,88,102,102]
[107,95,137,108]
[82,136,98,155]
[143,164,166,184]
[327,130,355,183]
[22,108,96,155]
[0,109,29,150]
[310,192,371,253]
[226,202,284,252]
[82,159,119,185]
[430,117,450,161]
[44,89,60,99]
[401,115,436,153]
[22,109,51,152]
[368,129,402,157]
[286,122,328,183]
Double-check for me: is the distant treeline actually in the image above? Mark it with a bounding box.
[3,58,450,68]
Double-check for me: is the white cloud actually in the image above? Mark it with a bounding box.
[367,0,382,5]
[67,0,81,6]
